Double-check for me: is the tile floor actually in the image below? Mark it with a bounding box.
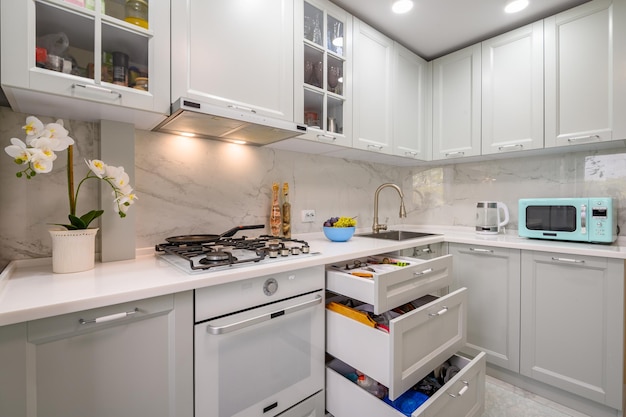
[482,376,592,417]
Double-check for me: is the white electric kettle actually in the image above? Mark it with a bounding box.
[476,201,509,234]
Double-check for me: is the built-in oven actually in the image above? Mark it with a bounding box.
[194,265,326,417]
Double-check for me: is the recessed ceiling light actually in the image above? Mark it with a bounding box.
[179,132,196,137]
[392,0,413,14]
[504,0,529,14]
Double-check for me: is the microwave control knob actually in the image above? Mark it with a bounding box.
[264,278,278,296]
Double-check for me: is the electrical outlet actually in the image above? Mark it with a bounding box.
[301,209,316,223]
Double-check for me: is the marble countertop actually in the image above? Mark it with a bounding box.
[1,225,624,327]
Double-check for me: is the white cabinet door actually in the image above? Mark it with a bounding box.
[0,293,193,417]
[520,252,624,409]
[482,22,544,155]
[352,18,393,154]
[0,0,170,129]
[392,42,432,160]
[171,0,294,122]
[448,243,521,372]
[544,0,614,147]
[432,44,482,160]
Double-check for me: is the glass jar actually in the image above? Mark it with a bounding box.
[125,0,148,29]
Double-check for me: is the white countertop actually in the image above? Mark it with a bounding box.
[1,225,624,327]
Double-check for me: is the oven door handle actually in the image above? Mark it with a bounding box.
[206,294,322,335]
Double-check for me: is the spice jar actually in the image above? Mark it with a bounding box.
[112,52,129,86]
[125,0,148,29]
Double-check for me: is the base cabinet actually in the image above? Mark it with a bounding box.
[0,292,193,417]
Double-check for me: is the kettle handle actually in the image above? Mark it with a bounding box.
[497,203,510,227]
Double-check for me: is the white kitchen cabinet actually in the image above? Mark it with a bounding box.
[544,0,616,147]
[481,22,544,155]
[520,251,624,410]
[0,0,170,130]
[0,292,193,417]
[170,0,294,122]
[352,18,394,154]
[295,0,352,147]
[392,42,432,160]
[325,252,486,416]
[432,44,482,160]
[447,243,521,372]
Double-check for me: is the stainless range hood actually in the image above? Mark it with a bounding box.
[152,98,307,146]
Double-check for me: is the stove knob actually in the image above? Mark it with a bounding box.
[302,245,310,254]
[268,249,279,258]
[280,248,291,257]
[291,247,301,255]
[263,278,278,296]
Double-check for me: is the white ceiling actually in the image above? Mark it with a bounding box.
[329,0,591,60]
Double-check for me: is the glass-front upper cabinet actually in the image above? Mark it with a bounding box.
[295,0,352,147]
[0,0,169,129]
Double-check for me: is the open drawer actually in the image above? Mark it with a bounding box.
[326,352,486,417]
[326,288,467,400]
[327,254,453,314]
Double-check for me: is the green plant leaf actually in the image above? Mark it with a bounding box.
[79,210,104,228]
[68,214,87,229]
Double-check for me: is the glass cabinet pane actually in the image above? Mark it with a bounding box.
[327,55,343,95]
[36,2,95,78]
[304,2,323,46]
[304,44,324,89]
[304,89,323,129]
[102,23,149,89]
[327,96,343,134]
[327,14,343,56]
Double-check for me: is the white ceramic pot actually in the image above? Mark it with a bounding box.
[49,228,99,273]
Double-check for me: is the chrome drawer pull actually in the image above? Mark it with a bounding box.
[444,151,465,158]
[79,308,138,325]
[428,306,448,317]
[448,380,469,398]
[367,144,383,150]
[227,104,256,113]
[498,143,523,151]
[469,247,493,253]
[316,134,337,141]
[567,134,600,143]
[414,268,433,276]
[72,83,122,98]
[207,295,322,335]
[551,257,585,264]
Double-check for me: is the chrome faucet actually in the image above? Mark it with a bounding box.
[372,183,407,233]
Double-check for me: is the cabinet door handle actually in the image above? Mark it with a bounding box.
[551,257,585,264]
[72,83,122,98]
[567,135,600,143]
[444,151,465,158]
[316,134,336,142]
[498,143,524,151]
[227,104,257,114]
[414,268,433,276]
[469,247,493,253]
[448,381,469,398]
[404,151,418,157]
[79,308,138,325]
[428,306,448,317]
[367,144,383,150]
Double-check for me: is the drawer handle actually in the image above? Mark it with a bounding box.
[428,306,448,317]
[498,143,524,151]
[227,104,257,114]
[79,308,138,325]
[567,134,600,143]
[551,257,585,264]
[469,247,493,253]
[72,83,122,98]
[448,380,469,398]
[444,151,465,158]
[367,144,384,150]
[414,268,433,276]
[316,133,337,142]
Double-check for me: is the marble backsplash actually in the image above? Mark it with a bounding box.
[1,106,625,267]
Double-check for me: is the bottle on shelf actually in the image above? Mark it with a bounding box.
[282,182,291,238]
[270,183,282,236]
[356,373,388,399]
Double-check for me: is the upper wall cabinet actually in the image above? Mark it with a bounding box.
[352,18,394,155]
[392,42,432,161]
[294,0,352,147]
[432,44,482,160]
[481,22,544,155]
[544,0,616,148]
[171,0,294,122]
[0,0,169,130]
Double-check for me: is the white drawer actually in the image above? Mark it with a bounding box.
[326,288,467,400]
[326,352,486,417]
[327,254,453,314]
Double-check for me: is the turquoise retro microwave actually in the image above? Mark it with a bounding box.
[518,198,617,243]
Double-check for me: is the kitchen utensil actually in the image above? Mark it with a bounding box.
[164,224,265,244]
[476,201,509,234]
[327,117,337,133]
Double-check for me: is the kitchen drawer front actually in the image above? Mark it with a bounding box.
[326,287,467,400]
[277,390,325,417]
[327,254,453,314]
[326,352,486,417]
[27,295,174,343]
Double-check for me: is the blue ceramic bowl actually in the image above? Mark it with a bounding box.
[323,226,355,242]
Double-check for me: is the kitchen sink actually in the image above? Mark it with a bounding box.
[356,230,437,241]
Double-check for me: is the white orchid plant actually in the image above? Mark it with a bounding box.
[5,116,137,230]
